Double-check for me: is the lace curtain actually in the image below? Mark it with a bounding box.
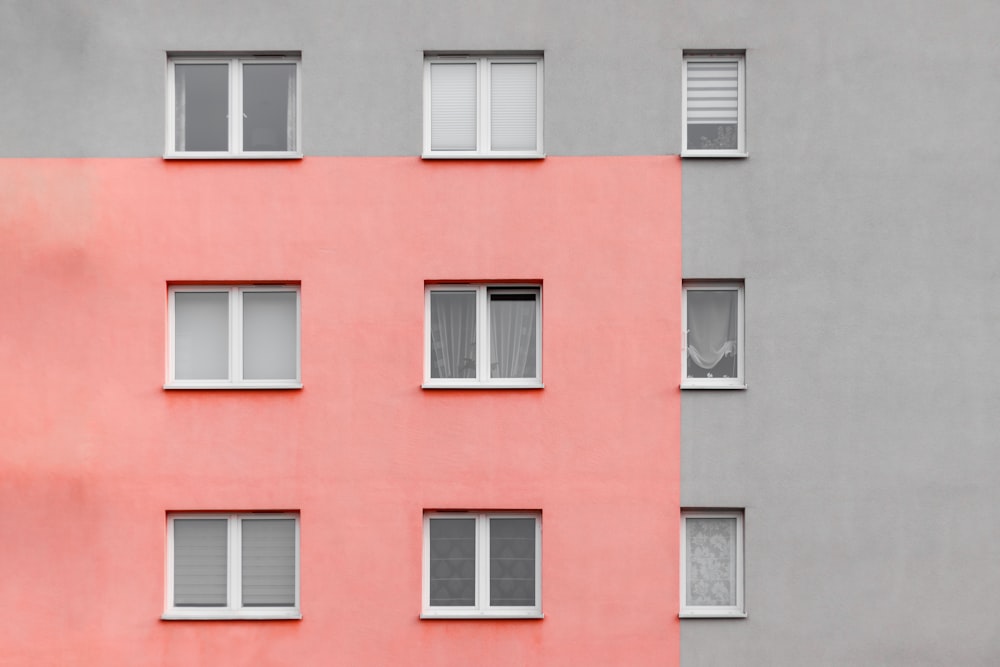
[687,517,737,606]
[687,289,738,377]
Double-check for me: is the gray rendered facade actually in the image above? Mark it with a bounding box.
[4,1,1000,665]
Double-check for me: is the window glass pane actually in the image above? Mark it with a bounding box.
[490,62,537,151]
[686,517,737,606]
[430,291,477,378]
[489,292,537,379]
[429,518,477,606]
[431,63,478,151]
[243,63,296,152]
[175,64,229,152]
[687,290,738,378]
[242,518,296,607]
[174,519,228,606]
[174,291,229,380]
[489,518,536,606]
[242,291,297,380]
[686,60,738,150]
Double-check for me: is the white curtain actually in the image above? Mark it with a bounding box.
[687,290,737,372]
[489,296,536,378]
[430,292,477,378]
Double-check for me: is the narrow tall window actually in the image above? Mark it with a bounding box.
[423,55,543,158]
[682,282,744,388]
[165,513,300,620]
[167,285,301,389]
[422,512,541,618]
[682,54,746,157]
[424,284,541,388]
[167,55,301,158]
[680,510,745,617]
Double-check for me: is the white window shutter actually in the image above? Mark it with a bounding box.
[173,519,228,606]
[430,62,478,151]
[241,518,297,607]
[490,62,537,151]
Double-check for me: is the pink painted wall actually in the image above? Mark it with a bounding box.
[0,157,681,666]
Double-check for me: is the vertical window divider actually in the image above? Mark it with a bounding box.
[476,285,489,381]
[229,515,241,610]
[229,287,241,384]
[230,58,241,154]
[480,60,491,153]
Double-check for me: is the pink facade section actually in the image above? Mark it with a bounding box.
[0,157,681,666]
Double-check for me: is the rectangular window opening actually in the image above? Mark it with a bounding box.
[422,512,541,619]
[165,513,300,620]
[424,284,542,388]
[682,281,744,388]
[682,53,746,157]
[680,509,745,618]
[423,54,543,159]
[167,54,301,158]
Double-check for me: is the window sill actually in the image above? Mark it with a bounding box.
[422,382,544,390]
[164,382,303,390]
[162,609,302,621]
[163,153,304,160]
[421,153,545,160]
[680,383,746,390]
[681,151,748,159]
[420,611,544,620]
[679,611,747,619]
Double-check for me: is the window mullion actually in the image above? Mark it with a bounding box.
[478,58,488,153]
[477,286,489,382]
[478,514,488,611]
[231,59,241,154]
[229,516,241,610]
[230,287,241,383]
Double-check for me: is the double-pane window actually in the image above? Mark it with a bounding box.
[165,513,300,620]
[424,285,541,388]
[167,55,301,158]
[168,285,301,389]
[424,55,543,158]
[423,512,541,618]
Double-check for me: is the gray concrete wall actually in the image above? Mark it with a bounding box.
[0,0,681,157]
[680,1,1000,665]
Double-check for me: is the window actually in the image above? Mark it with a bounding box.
[166,54,301,158]
[167,285,301,389]
[164,513,300,620]
[423,54,543,158]
[682,54,746,157]
[680,510,745,618]
[424,284,542,388]
[682,281,744,388]
[422,512,541,619]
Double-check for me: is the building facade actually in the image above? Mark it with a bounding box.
[2,1,1000,666]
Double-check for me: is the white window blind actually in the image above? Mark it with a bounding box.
[430,62,478,151]
[683,55,745,154]
[174,291,229,380]
[242,290,298,381]
[173,519,228,607]
[490,62,537,151]
[241,518,297,607]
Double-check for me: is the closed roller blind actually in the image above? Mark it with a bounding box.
[173,519,228,606]
[490,62,537,151]
[174,291,229,380]
[686,60,739,126]
[431,63,478,151]
[242,518,296,607]
[242,291,297,380]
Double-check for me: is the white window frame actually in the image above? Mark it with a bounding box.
[422,54,544,159]
[682,54,746,157]
[681,281,745,389]
[165,54,302,159]
[164,512,301,620]
[166,284,302,389]
[423,284,542,389]
[680,510,745,618]
[421,512,542,619]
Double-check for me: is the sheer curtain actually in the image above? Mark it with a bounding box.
[687,290,737,377]
[430,292,477,378]
[489,294,536,378]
